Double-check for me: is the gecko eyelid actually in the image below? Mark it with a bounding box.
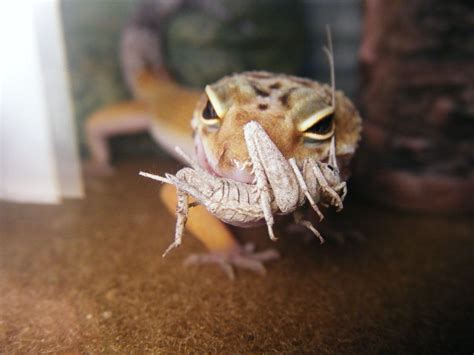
[204,85,227,118]
[297,106,334,131]
[201,86,227,126]
[301,110,335,141]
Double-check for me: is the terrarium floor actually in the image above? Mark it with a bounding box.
[1,156,473,353]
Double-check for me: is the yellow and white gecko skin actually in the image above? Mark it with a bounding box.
[86,67,361,278]
[191,71,361,183]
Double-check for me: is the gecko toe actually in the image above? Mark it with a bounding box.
[182,245,280,279]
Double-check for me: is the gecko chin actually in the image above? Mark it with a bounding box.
[194,134,254,184]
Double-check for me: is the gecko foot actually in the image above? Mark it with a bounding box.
[183,243,280,280]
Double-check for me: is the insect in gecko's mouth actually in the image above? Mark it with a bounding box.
[194,134,255,184]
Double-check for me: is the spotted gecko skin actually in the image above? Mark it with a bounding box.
[192,71,361,185]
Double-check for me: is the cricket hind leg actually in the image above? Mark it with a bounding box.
[288,207,365,245]
[242,135,276,241]
[290,158,324,221]
[162,188,189,257]
[293,210,325,244]
[243,121,300,241]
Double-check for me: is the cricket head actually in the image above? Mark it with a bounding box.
[191,71,361,183]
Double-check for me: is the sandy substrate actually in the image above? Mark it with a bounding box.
[1,157,473,353]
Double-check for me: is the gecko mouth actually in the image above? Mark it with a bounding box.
[194,135,254,184]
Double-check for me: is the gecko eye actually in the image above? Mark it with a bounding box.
[306,113,334,135]
[200,99,221,126]
[203,100,218,119]
[302,112,335,142]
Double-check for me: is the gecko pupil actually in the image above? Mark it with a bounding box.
[307,113,334,135]
[202,100,218,119]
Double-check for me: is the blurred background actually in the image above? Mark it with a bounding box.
[1,0,473,353]
[3,0,472,212]
[2,0,364,204]
[61,0,361,159]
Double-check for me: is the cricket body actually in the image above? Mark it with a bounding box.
[141,32,362,257]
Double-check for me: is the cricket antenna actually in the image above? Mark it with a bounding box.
[322,25,336,109]
[323,25,338,163]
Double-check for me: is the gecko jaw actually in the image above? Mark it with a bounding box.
[194,134,254,184]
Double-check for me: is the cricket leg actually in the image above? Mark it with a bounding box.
[141,170,237,254]
[312,161,344,211]
[243,121,300,241]
[327,135,339,171]
[141,164,281,278]
[293,210,325,244]
[85,100,152,176]
[334,182,348,201]
[159,182,279,279]
[158,182,238,253]
[141,168,235,252]
[289,158,324,221]
[162,188,188,257]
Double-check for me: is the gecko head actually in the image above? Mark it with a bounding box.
[192,71,362,183]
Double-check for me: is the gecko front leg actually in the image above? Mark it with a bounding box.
[142,156,280,279]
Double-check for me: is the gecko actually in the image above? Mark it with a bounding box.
[86,33,362,279]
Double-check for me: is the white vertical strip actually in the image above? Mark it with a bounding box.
[0,0,60,203]
[34,0,84,198]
